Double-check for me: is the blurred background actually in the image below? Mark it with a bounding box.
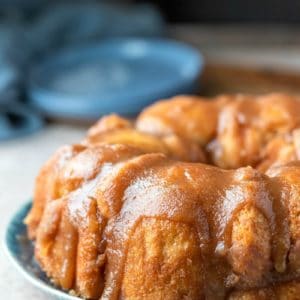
[2,1,300,298]
[146,0,300,22]
[0,0,300,142]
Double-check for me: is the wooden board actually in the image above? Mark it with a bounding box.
[200,63,300,96]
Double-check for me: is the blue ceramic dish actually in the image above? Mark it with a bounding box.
[3,201,80,299]
[28,38,204,120]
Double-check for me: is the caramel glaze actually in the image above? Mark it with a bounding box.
[25,93,300,299]
[31,144,300,299]
[136,93,300,169]
[25,144,86,239]
[103,159,273,299]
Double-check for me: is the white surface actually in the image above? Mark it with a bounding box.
[0,124,86,300]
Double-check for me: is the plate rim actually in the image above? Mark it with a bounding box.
[3,200,80,300]
[27,37,204,119]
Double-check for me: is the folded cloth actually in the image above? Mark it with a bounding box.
[0,102,43,140]
[0,24,25,104]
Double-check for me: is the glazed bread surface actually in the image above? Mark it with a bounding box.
[25,94,300,299]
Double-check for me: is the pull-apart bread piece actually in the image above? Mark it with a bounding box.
[25,93,300,299]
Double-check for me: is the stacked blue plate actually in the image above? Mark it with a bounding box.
[28,39,204,120]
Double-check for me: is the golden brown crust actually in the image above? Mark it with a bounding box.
[229,281,300,299]
[26,94,300,299]
[267,162,300,273]
[229,206,271,286]
[86,121,206,163]
[121,218,204,300]
[25,144,86,238]
[135,93,300,169]
[87,114,132,137]
[136,95,228,145]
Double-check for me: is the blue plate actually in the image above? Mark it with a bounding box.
[3,201,80,299]
[28,38,204,120]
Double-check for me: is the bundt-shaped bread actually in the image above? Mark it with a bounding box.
[25,94,300,299]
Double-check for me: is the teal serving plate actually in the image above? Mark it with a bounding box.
[4,201,80,299]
